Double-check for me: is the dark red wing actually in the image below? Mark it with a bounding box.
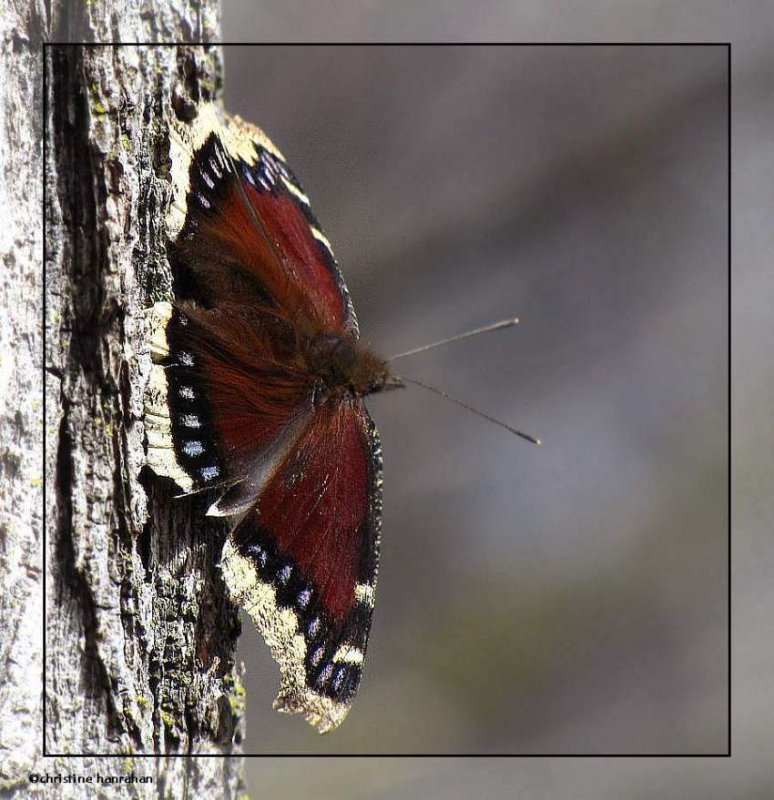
[220,398,382,733]
[171,112,358,336]
[150,105,381,733]
[147,301,312,494]
[258,399,373,620]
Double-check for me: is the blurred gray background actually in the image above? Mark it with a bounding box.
[214,16,764,794]
[222,43,728,756]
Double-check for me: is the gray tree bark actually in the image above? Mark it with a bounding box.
[1,2,247,797]
[0,0,49,788]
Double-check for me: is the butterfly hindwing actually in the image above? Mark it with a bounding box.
[146,301,223,493]
[220,400,382,733]
[146,300,311,495]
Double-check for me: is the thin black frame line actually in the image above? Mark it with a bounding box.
[46,752,731,759]
[42,40,48,760]
[40,41,732,760]
[726,41,732,758]
[43,41,732,47]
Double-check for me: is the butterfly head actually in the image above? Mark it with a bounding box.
[308,333,403,401]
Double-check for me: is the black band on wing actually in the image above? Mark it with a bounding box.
[228,404,382,709]
[231,522,362,704]
[173,126,359,336]
[161,307,227,489]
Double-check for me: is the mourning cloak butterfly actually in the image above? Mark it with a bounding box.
[145,103,401,733]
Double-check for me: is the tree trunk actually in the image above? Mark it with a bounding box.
[2,1,247,795]
[0,0,49,787]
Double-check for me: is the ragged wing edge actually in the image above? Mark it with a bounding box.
[220,538,352,734]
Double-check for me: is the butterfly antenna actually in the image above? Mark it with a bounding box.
[388,318,520,361]
[398,376,541,446]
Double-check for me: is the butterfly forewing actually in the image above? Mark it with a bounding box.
[168,104,358,336]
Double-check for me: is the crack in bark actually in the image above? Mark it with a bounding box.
[43,40,243,785]
[53,415,122,742]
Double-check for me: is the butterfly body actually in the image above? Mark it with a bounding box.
[145,103,390,733]
[307,333,400,402]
